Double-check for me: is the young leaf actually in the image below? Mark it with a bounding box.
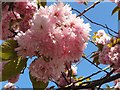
[90,51,99,58]
[93,56,100,65]
[112,6,120,15]
[37,0,46,9]
[86,77,91,81]
[84,1,88,6]
[97,44,104,51]
[29,72,48,90]
[0,40,18,60]
[1,57,27,81]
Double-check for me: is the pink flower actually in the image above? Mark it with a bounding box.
[29,57,65,82]
[14,2,37,32]
[1,7,20,40]
[1,2,36,40]
[94,30,110,45]
[71,65,78,75]
[99,44,120,68]
[16,3,91,82]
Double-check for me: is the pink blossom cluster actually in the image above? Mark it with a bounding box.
[14,1,37,32]
[1,5,20,40]
[16,3,91,82]
[94,30,110,45]
[99,44,120,69]
[1,1,36,40]
[29,57,65,83]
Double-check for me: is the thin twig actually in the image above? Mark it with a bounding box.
[72,8,118,34]
[78,69,116,87]
[73,65,110,85]
[77,0,102,17]
[57,73,120,89]
[61,72,69,84]
[82,56,108,74]
[89,40,97,46]
[51,80,61,87]
[70,61,72,84]
[105,24,118,37]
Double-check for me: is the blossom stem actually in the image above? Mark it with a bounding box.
[61,72,69,84]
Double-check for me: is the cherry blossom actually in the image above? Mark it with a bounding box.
[94,30,110,45]
[1,2,36,40]
[16,3,91,82]
[99,44,120,68]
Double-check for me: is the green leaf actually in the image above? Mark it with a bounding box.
[84,1,88,6]
[107,38,120,47]
[1,57,27,81]
[29,72,48,90]
[106,84,112,90]
[90,52,98,58]
[82,53,86,58]
[37,0,46,9]
[112,6,120,15]
[86,77,91,81]
[0,40,18,60]
[93,56,100,65]
[97,44,104,51]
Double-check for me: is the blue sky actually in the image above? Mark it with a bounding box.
[0,1,118,89]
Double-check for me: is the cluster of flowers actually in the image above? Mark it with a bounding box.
[1,1,37,40]
[99,43,120,68]
[93,30,110,45]
[15,3,91,82]
[93,30,120,70]
[93,30,120,88]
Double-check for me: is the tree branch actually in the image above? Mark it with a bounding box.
[72,8,118,34]
[82,56,108,74]
[61,72,69,84]
[57,72,120,89]
[73,65,110,85]
[77,0,102,17]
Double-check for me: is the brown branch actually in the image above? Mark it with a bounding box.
[57,72,120,89]
[77,0,102,17]
[72,8,118,34]
[61,72,69,84]
[82,56,108,74]
[73,65,110,85]
[89,40,97,46]
[105,24,118,37]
